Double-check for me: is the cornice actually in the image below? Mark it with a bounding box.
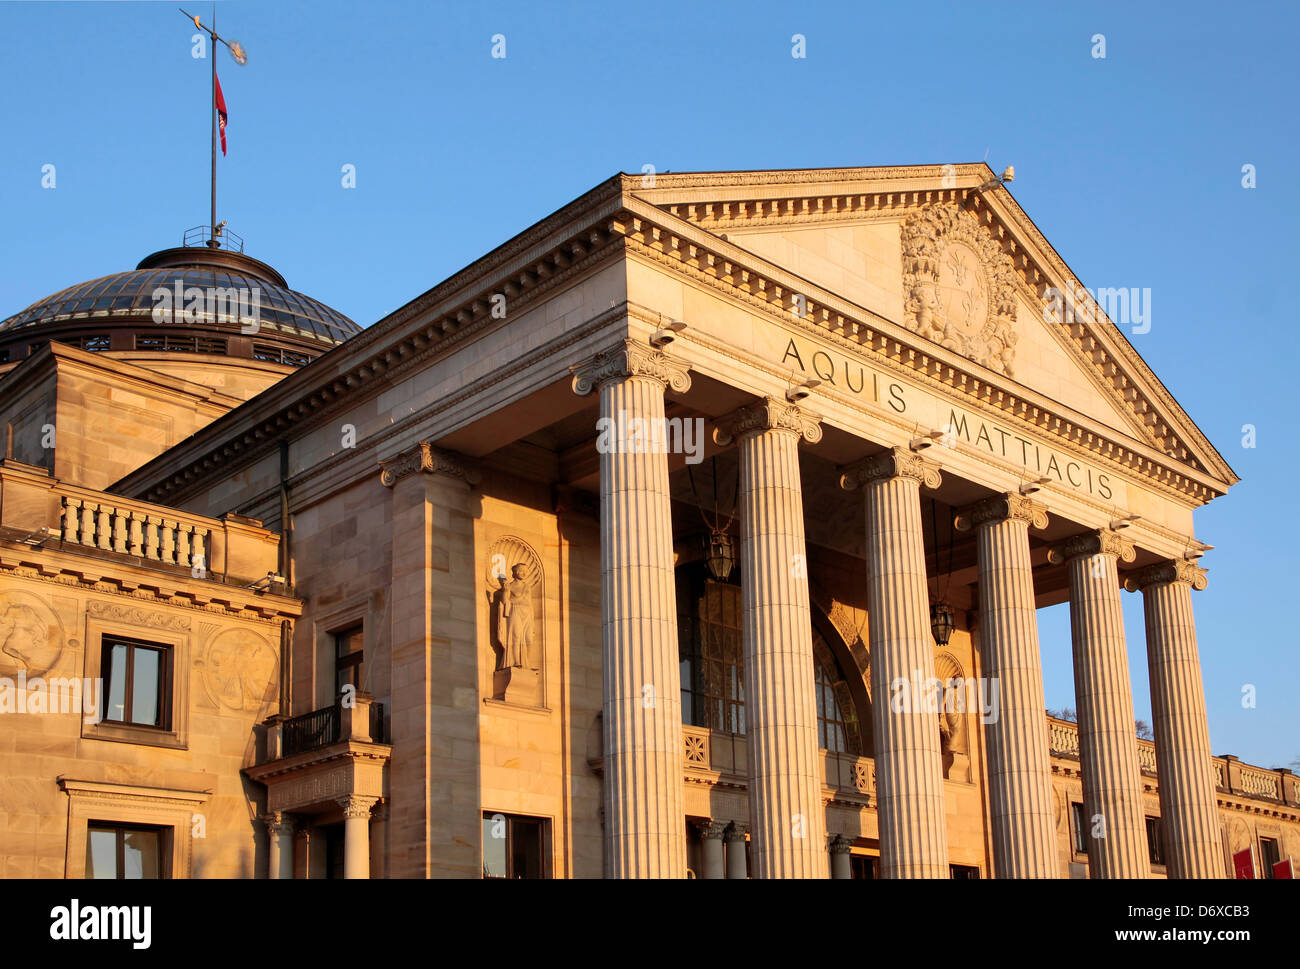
[0,548,299,623]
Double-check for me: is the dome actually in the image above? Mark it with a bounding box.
[0,243,361,368]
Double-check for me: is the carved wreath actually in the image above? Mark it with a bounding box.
[900,203,1019,377]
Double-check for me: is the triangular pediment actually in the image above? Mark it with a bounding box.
[624,165,1237,492]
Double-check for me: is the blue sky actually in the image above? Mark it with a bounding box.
[1,0,1296,769]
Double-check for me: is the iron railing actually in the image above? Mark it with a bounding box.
[282,704,340,757]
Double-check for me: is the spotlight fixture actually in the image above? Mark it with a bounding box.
[650,317,687,349]
[18,526,51,547]
[1108,513,1143,531]
[245,571,285,592]
[785,376,822,403]
[1018,475,1052,495]
[909,426,944,451]
[974,165,1016,193]
[1183,542,1214,561]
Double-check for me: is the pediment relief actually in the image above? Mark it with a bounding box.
[900,203,1019,377]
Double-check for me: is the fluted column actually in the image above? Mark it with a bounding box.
[572,339,691,879]
[1048,529,1146,878]
[725,823,749,879]
[840,446,948,878]
[694,819,727,879]
[716,398,827,879]
[1125,560,1225,878]
[955,493,1057,877]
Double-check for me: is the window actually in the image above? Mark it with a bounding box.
[1071,802,1087,853]
[1145,816,1166,866]
[850,854,878,879]
[85,823,167,879]
[677,576,745,734]
[482,813,547,878]
[102,638,170,729]
[1260,837,1280,878]
[676,567,862,752]
[334,626,364,697]
[950,864,981,879]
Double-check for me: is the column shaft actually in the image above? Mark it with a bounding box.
[587,356,688,878]
[1052,531,1147,878]
[843,448,948,878]
[339,797,375,880]
[960,496,1057,877]
[725,824,749,878]
[725,401,826,878]
[1129,562,1225,878]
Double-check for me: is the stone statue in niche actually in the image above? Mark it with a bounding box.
[484,536,544,705]
[493,564,537,671]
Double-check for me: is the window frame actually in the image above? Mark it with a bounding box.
[1260,836,1280,878]
[85,821,170,880]
[1145,815,1166,867]
[1070,802,1088,854]
[481,812,551,879]
[333,625,365,699]
[100,637,171,730]
[82,617,189,750]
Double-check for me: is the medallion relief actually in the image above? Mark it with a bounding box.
[900,203,1020,376]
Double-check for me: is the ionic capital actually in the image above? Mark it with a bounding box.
[712,397,822,447]
[379,442,480,488]
[1122,558,1209,593]
[839,446,941,492]
[570,339,692,396]
[693,818,729,841]
[954,492,1048,532]
[1046,527,1136,565]
[337,795,378,820]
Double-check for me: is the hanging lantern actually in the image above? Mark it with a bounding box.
[705,529,735,582]
[929,600,955,647]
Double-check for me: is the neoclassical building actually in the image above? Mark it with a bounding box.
[1,164,1296,879]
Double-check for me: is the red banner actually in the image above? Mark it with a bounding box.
[1233,848,1255,879]
[1273,858,1294,879]
[215,73,228,156]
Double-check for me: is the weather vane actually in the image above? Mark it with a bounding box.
[179,7,248,248]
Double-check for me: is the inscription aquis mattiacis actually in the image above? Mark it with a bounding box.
[780,337,1118,500]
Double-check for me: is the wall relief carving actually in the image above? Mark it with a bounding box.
[0,590,67,677]
[901,203,1019,376]
[197,627,278,713]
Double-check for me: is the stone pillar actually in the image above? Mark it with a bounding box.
[339,795,377,880]
[725,823,749,879]
[1048,529,1146,878]
[1124,560,1225,878]
[828,834,853,879]
[840,447,948,878]
[955,494,1057,878]
[572,340,691,879]
[694,820,727,879]
[380,443,481,878]
[715,398,827,879]
[265,813,294,879]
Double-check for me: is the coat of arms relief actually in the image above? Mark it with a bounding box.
[900,203,1020,377]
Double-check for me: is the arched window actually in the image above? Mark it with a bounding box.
[677,569,862,754]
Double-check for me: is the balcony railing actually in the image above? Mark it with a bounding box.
[282,705,340,757]
[62,497,209,570]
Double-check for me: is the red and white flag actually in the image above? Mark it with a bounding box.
[215,73,228,155]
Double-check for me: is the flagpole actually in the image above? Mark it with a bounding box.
[209,5,218,248]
